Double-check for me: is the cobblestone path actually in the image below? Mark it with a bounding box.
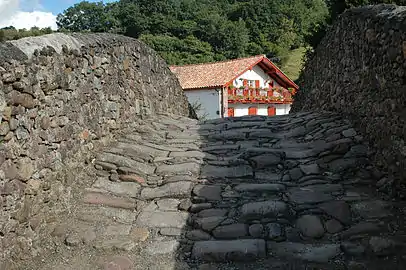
[22,112,406,270]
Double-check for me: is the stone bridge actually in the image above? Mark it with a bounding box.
[0,4,406,270]
[23,112,406,270]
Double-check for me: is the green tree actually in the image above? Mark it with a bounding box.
[57,1,119,32]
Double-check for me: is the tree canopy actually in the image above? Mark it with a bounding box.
[2,0,405,69]
[56,0,329,66]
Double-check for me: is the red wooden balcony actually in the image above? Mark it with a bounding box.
[227,87,294,104]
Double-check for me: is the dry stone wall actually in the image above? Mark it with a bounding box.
[291,4,406,188]
[0,33,190,264]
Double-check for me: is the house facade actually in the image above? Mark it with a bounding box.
[170,55,298,120]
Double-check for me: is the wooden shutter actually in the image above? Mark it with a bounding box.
[248,106,257,115]
[243,79,248,86]
[243,89,249,96]
[267,90,272,97]
[255,80,260,88]
[267,106,276,116]
[228,107,235,117]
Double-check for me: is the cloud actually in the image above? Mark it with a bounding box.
[0,0,57,30]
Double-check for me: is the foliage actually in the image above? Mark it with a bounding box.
[0,26,53,42]
[55,0,330,66]
[56,1,120,32]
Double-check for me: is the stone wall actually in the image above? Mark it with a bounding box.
[291,4,406,188]
[0,33,190,264]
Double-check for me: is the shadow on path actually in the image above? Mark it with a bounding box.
[172,112,406,270]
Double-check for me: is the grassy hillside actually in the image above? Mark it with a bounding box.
[280,47,307,81]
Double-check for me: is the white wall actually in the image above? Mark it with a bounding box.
[232,65,281,90]
[230,103,291,117]
[185,89,220,119]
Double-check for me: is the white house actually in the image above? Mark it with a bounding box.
[170,55,298,120]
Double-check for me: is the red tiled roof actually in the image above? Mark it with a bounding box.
[169,55,298,91]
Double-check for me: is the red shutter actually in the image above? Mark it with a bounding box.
[243,89,248,96]
[267,90,272,97]
[248,106,257,115]
[243,79,248,86]
[228,88,233,95]
[228,107,235,117]
[267,106,276,116]
[255,80,260,88]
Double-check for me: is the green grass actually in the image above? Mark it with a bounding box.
[280,47,307,81]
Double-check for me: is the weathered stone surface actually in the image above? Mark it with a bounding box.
[146,240,180,255]
[196,216,226,232]
[156,162,200,176]
[240,200,288,220]
[192,239,266,262]
[296,215,325,238]
[141,181,193,199]
[102,256,133,270]
[340,222,381,239]
[156,198,181,211]
[2,30,403,267]
[193,185,222,201]
[325,219,344,234]
[287,190,333,204]
[201,165,253,178]
[136,211,188,229]
[319,201,351,225]
[83,192,137,209]
[234,183,285,193]
[130,227,149,242]
[267,242,340,263]
[265,223,284,240]
[186,230,212,241]
[351,200,392,219]
[93,238,135,251]
[299,164,320,175]
[369,237,397,256]
[249,153,282,168]
[198,208,228,217]
[93,178,141,198]
[98,153,156,175]
[249,224,265,238]
[212,224,248,239]
[189,203,213,213]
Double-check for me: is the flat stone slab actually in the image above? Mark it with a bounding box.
[136,210,188,229]
[93,178,141,198]
[201,165,253,178]
[287,190,334,204]
[234,183,285,193]
[351,200,392,219]
[192,239,266,262]
[93,237,135,251]
[98,153,155,175]
[140,181,193,199]
[240,200,288,220]
[156,162,200,176]
[193,185,222,201]
[146,240,180,255]
[267,242,340,263]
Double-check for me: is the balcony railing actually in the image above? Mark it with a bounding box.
[228,87,295,104]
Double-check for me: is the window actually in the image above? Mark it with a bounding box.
[247,80,255,87]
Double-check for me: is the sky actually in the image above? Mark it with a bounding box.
[0,0,117,30]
